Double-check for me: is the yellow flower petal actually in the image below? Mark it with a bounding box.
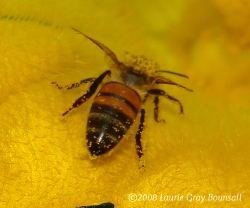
[0,1,249,208]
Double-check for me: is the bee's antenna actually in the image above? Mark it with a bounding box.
[72,27,121,67]
[156,70,189,79]
[153,76,193,92]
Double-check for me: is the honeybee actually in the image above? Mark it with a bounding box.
[52,28,192,165]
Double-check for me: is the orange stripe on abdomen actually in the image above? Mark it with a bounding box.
[94,82,141,120]
[99,82,141,109]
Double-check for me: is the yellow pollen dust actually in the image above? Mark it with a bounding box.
[123,52,160,74]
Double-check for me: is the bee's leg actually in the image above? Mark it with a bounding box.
[148,89,184,114]
[143,92,165,122]
[62,70,111,116]
[154,96,165,123]
[51,77,95,90]
[135,109,145,167]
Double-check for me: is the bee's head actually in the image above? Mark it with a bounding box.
[115,53,157,86]
[72,28,192,91]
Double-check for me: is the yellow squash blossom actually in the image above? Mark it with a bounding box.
[0,0,249,207]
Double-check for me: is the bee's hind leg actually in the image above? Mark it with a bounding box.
[135,109,145,168]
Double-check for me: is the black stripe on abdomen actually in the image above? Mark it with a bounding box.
[97,92,138,114]
[87,113,127,140]
[90,103,133,128]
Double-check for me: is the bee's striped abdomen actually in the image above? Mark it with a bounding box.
[87,81,141,156]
